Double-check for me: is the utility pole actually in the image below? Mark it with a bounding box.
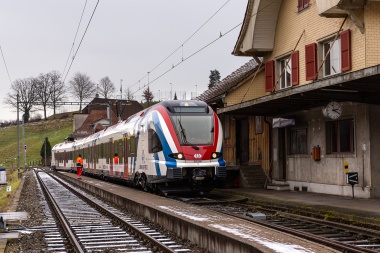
[17,93,20,178]
[22,116,26,170]
[44,136,47,167]
[147,72,150,106]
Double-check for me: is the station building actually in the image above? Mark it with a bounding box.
[198,0,380,198]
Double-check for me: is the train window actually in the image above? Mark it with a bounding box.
[170,115,214,145]
[173,106,207,113]
[105,142,110,164]
[129,136,136,156]
[148,129,163,153]
[117,140,123,162]
[99,143,103,159]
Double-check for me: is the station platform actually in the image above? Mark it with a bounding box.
[58,172,340,252]
[216,188,380,224]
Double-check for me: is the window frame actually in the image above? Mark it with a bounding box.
[322,37,341,77]
[326,119,355,154]
[289,127,308,155]
[277,56,292,90]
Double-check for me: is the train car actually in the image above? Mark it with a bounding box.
[52,100,226,194]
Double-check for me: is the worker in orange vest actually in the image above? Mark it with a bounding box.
[76,154,83,179]
[114,153,119,164]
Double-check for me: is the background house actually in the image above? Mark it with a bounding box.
[70,97,143,140]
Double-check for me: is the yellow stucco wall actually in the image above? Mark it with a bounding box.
[225,70,266,106]
[268,0,366,87]
[226,0,380,107]
[365,2,380,67]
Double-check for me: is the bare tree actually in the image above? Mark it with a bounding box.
[35,73,53,120]
[99,76,115,99]
[123,87,134,100]
[34,71,66,119]
[68,72,96,111]
[142,87,154,106]
[49,70,66,116]
[4,78,38,122]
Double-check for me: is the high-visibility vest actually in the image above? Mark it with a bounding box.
[76,157,83,168]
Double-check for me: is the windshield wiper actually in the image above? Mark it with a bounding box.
[178,119,199,150]
[178,119,188,144]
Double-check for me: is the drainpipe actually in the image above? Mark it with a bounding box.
[264,117,272,186]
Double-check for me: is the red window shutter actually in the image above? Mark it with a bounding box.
[305,43,317,81]
[298,0,309,11]
[340,29,351,72]
[298,0,303,11]
[265,60,275,92]
[291,50,299,86]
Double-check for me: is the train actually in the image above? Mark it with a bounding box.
[51,100,226,195]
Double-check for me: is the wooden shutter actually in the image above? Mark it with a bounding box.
[340,29,351,72]
[265,60,275,92]
[305,43,317,81]
[291,51,299,86]
[298,0,309,11]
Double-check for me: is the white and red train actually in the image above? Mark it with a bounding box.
[51,100,226,194]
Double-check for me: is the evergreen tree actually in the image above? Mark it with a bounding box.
[174,92,178,100]
[40,137,52,166]
[142,87,154,106]
[208,69,221,89]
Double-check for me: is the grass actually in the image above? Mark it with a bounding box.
[0,169,22,212]
[0,117,73,211]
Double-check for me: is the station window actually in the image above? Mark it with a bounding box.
[326,119,355,154]
[278,57,292,89]
[318,30,351,78]
[289,128,307,154]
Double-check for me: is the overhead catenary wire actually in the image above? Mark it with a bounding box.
[62,0,89,79]
[129,0,232,91]
[130,0,277,97]
[63,0,100,83]
[0,46,13,85]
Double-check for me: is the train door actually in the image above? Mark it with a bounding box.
[87,145,91,173]
[92,143,97,175]
[123,135,129,179]
[109,138,114,177]
[89,145,94,174]
[63,151,66,170]
[236,118,249,165]
[128,136,137,176]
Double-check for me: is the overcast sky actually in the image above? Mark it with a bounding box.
[0,0,249,122]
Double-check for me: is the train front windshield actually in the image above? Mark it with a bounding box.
[171,115,214,146]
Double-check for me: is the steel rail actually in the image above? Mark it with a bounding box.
[35,170,84,253]
[208,203,379,253]
[52,173,179,253]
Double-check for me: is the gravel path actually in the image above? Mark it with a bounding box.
[5,170,50,253]
[4,170,207,253]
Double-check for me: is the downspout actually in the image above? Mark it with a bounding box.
[264,117,272,188]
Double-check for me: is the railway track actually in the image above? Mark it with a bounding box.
[33,169,192,253]
[198,201,380,253]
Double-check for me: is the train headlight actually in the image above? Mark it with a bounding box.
[211,152,222,159]
[169,152,185,160]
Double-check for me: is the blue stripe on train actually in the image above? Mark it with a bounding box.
[151,111,177,169]
[154,153,161,176]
